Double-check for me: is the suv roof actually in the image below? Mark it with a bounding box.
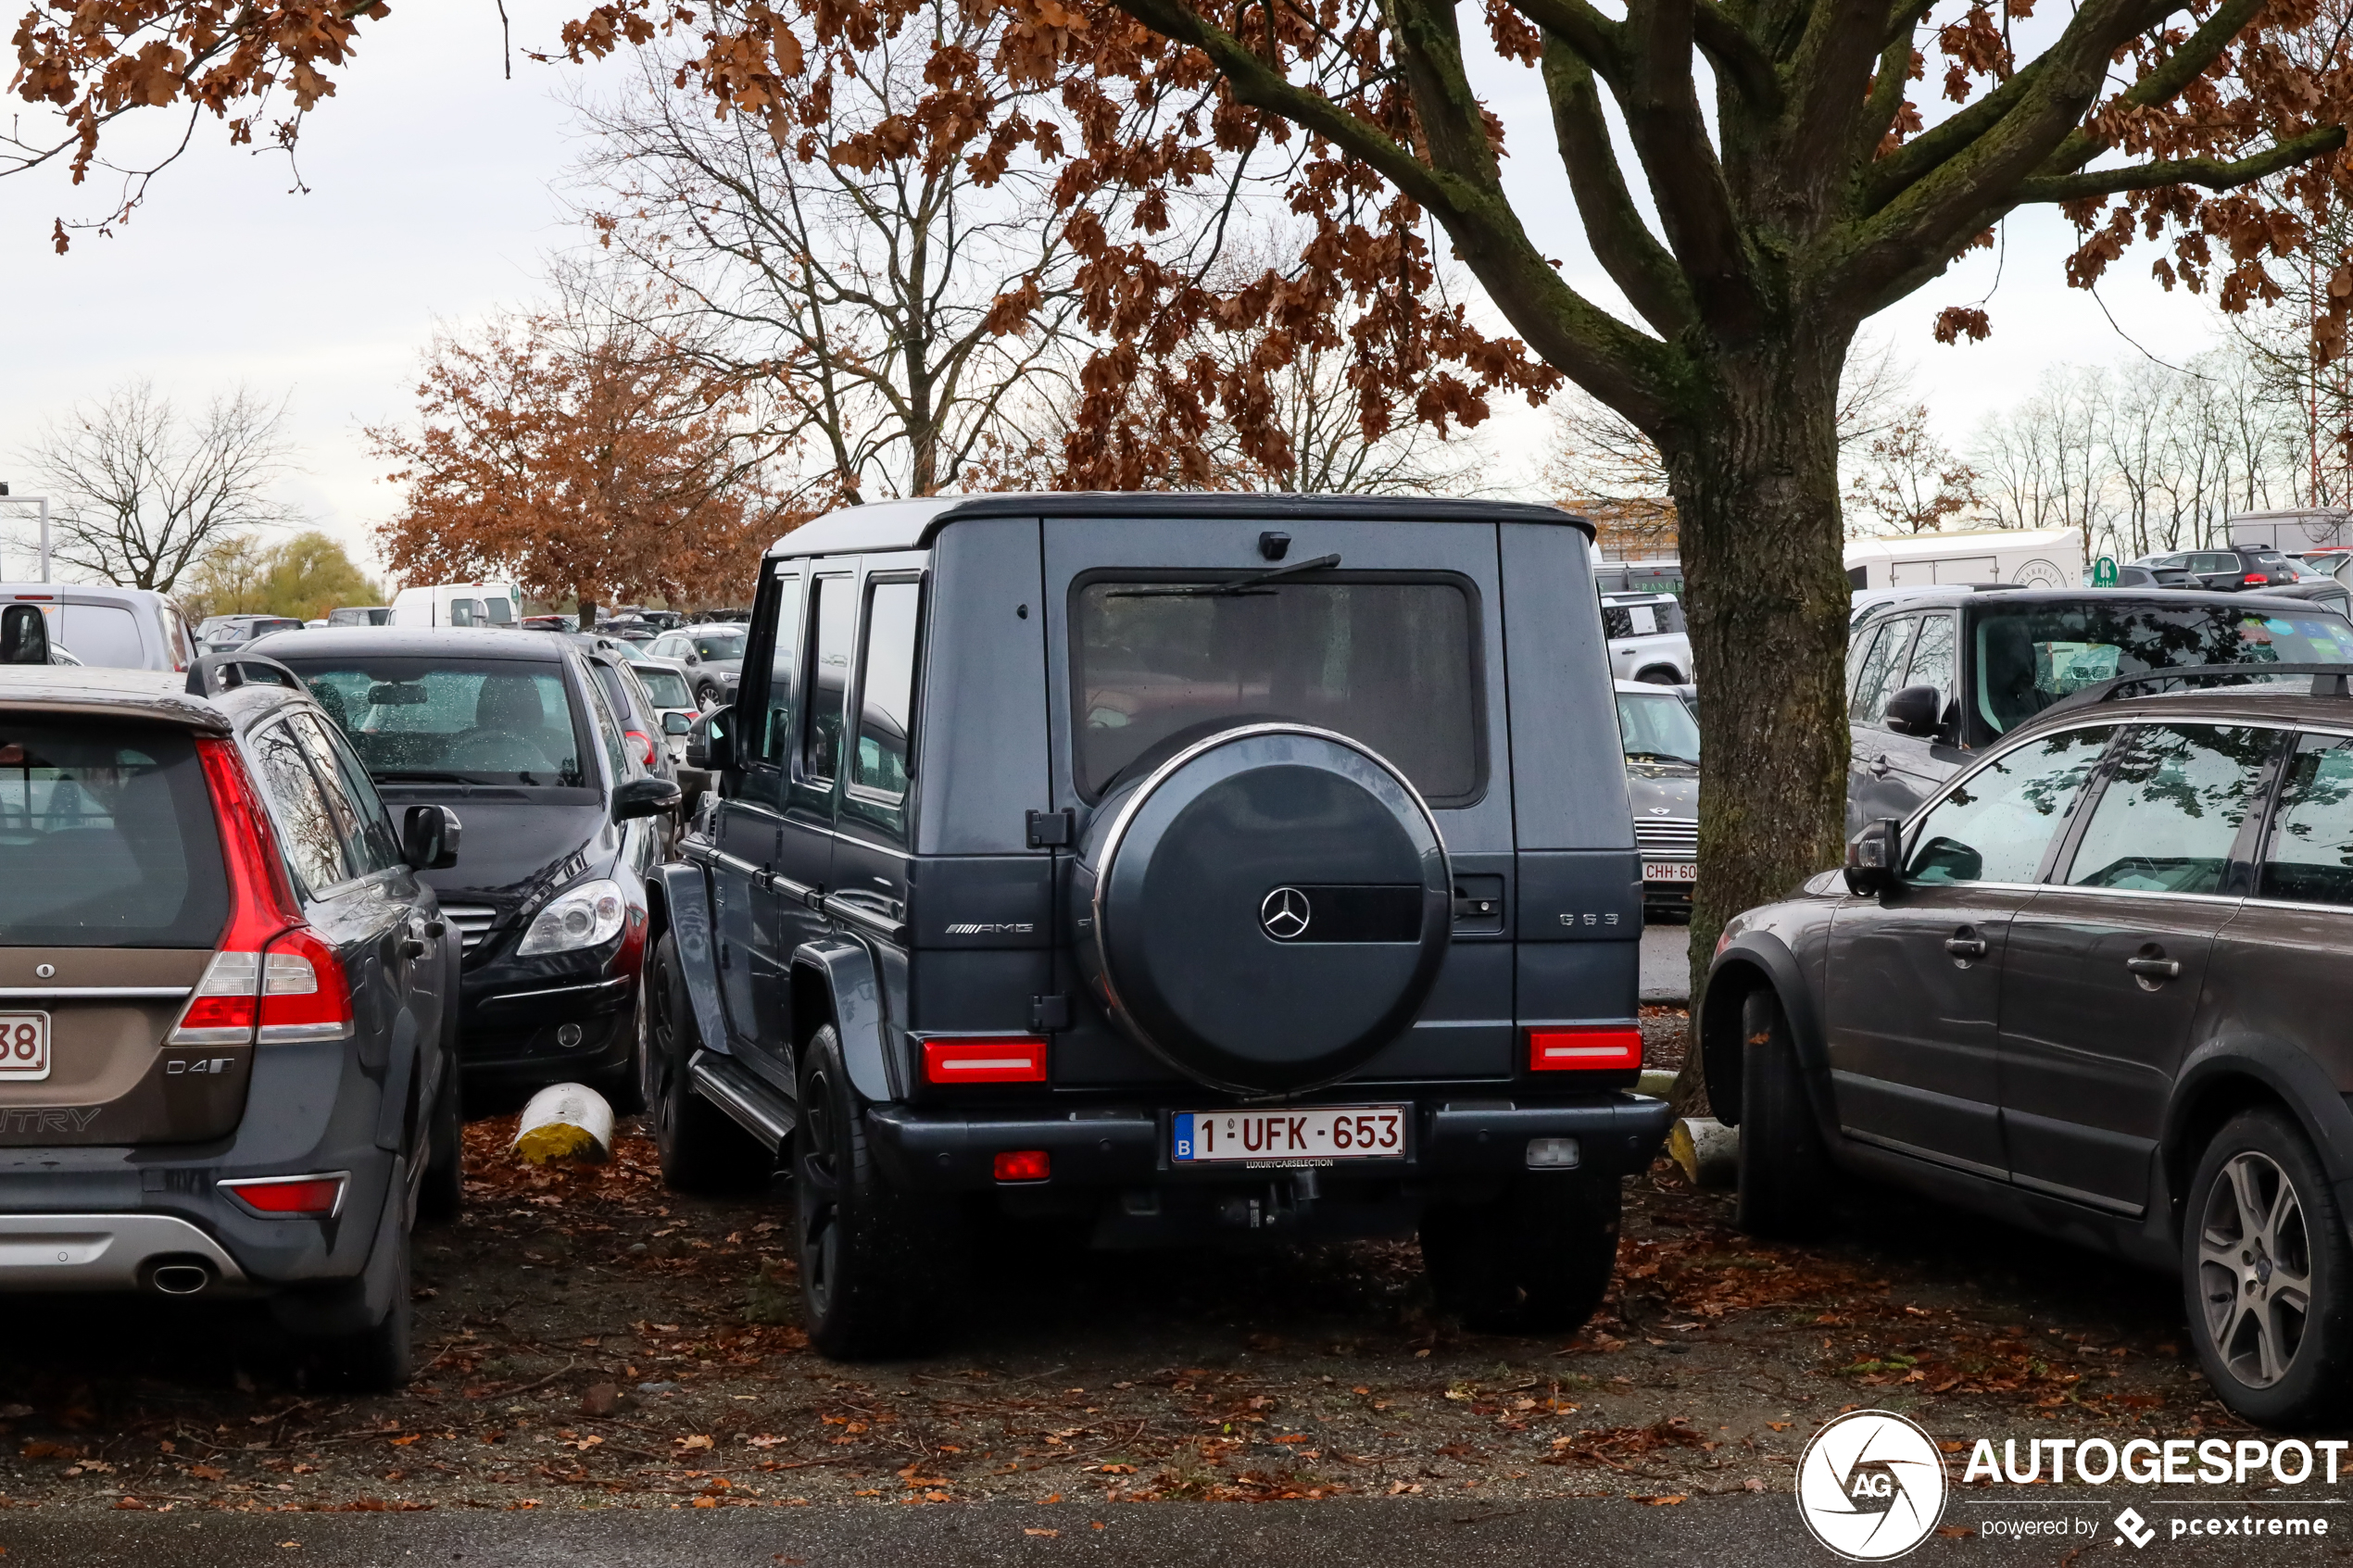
[0,663,308,733]
[768,492,1593,558]
[1852,585,2328,622]
[245,625,566,660]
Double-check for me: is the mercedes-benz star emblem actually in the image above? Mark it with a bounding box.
[1259,886,1312,941]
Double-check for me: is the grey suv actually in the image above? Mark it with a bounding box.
[0,635,463,1387]
[1710,665,2353,1427]
[1845,588,2353,832]
[637,494,1669,1357]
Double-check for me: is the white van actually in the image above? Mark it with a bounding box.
[1842,526,2082,591]
[0,584,195,671]
[388,582,522,629]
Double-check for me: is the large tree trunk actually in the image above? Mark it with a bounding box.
[1664,332,1854,1110]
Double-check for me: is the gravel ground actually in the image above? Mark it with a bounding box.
[0,1010,2288,1521]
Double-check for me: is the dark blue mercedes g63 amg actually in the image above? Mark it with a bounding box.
[636,494,1669,1356]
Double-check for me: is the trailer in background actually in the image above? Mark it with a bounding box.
[1843,526,2082,591]
[2225,508,2353,554]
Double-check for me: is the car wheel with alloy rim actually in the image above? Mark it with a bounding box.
[2183,1108,2353,1426]
[796,1024,963,1360]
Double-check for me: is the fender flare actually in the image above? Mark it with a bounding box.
[2168,1034,2353,1204]
[791,938,894,1104]
[1700,932,1835,1137]
[656,860,731,1059]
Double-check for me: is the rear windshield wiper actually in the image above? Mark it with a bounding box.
[1625,749,1699,766]
[372,771,472,784]
[1107,553,1342,599]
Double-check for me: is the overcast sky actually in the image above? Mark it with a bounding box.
[0,6,2247,588]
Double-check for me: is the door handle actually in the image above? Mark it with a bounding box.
[1869,754,1893,777]
[1944,932,1987,960]
[2126,955,2182,981]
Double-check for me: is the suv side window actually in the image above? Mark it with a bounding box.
[1850,617,1914,722]
[1901,613,1956,704]
[578,662,634,783]
[759,571,807,768]
[2258,732,2353,904]
[844,578,921,830]
[2059,723,2274,895]
[1902,726,2113,885]
[803,575,856,785]
[288,711,400,875]
[251,717,354,895]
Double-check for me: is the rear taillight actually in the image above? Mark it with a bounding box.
[626,729,655,766]
[174,738,347,1047]
[258,928,354,1044]
[2246,572,2269,585]
[218,1173,346,1217]
[924,1037,1048,1084]
[1528,1026,1643,1072]
[993,1149,1051,1182]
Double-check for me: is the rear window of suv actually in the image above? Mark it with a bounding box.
[0,721,226,946]
[279,657,592,790]
[1973,601,2353,734]
[1072,577,1481,802]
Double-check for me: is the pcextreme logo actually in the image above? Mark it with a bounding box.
[1794,1409,1949,1561]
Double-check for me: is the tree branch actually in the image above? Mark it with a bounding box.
[2026,0,2268,182]
[1104,0,1678,422]
[1541,34,1698,339]
[1691,1,1780,115]
[1498,0,1621,80]
[2014,128,2349,202]
[1613,0,1755,331]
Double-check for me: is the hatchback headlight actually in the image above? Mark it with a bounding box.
[516,878,627,956]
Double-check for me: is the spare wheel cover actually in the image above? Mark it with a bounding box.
[1076,722,1452,1097]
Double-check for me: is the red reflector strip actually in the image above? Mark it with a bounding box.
[924,1037,1048,1084]
[219,1173,346,1217]
[1529,1027,1643,1072]
[993,1149,1051,1182]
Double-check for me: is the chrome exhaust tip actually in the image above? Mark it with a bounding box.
[147,1262,213,1296]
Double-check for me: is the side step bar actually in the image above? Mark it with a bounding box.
[687,1050,799,1153]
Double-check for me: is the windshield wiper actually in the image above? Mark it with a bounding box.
[1106,553,1342,599]
[1625,749,1698,766]
[373,771,471,784]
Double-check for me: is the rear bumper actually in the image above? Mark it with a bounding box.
[865,1094,1673,1193]
[0,1212,249,1292]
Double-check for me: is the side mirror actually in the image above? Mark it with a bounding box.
[612,775,683,822]
[0,604,50,666]
[1882,684,1943,737]
[1843,818,1903,897]
[402,805,460,871]
[684,653,699,665]
[685,705,734,771]
[662,711,692,736]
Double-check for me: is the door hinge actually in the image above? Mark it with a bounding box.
[1029,994,1073,1033]
[1026,808,1075,848]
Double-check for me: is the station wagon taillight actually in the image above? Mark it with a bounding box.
[219,1173,346,1217]
[1528,1026,1643,1072]
[924,1037,1048,1084]
[2246,572,2270,585]
[626,729,655,766]
[170,736,349,1047]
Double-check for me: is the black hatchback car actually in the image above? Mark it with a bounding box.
[0,637,462,1387]
[1710,664,2353,1427]
[254,628,677,1099]
[638,494,1670,1357]
[1845,588,2353,831]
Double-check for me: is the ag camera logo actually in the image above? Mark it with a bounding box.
[1795,1409,1949,1561]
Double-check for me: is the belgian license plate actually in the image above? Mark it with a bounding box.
[1173,1105,1406,1165]
[0,1012,51,1080]
[1644,861,1698,884]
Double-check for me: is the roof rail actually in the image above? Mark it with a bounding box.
[185,652,308,700]
[2041,661,2353,717]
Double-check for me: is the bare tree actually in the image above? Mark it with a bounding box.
[569,8,1141,503]
[1843,408,1982,536]
[17,382,301,590]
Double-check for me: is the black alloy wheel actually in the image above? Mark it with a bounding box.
[2183,1109,2353,1427]
[641,933,772,1194]
[1733,987,1834,1240]
[795,1024,961,1360]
